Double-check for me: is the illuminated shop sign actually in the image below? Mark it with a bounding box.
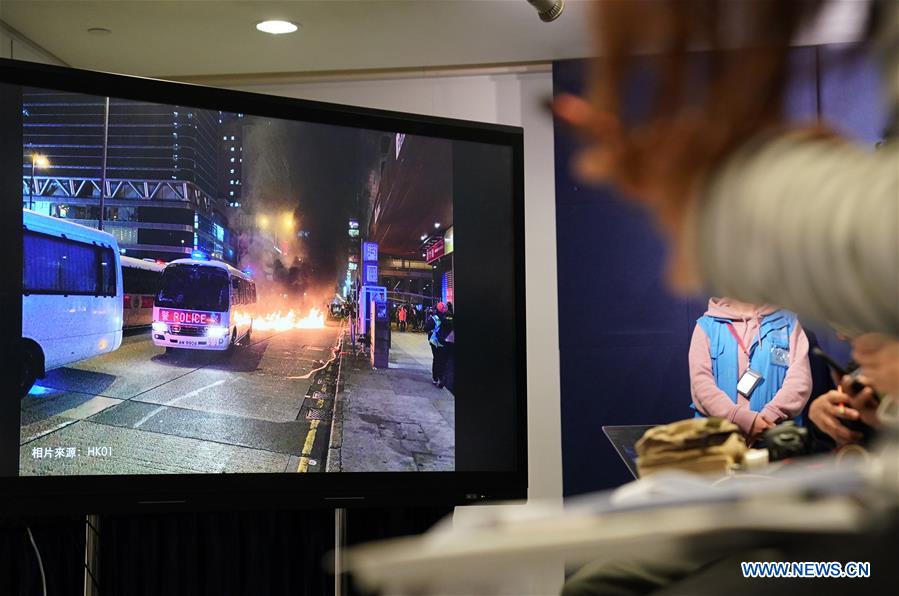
[361,241,379,285]
[362,241,378,262]
[427,238,445,263]
[443,226,453,256]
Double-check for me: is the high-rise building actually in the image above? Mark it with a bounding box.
[218,112,244,209]
[23,90,219,196]
[21,89,237,263]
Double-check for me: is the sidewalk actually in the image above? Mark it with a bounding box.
[328,330,455,472]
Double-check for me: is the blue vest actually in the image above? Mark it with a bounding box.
[692,310,802,424]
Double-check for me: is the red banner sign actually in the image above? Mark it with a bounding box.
[158,309,221,326]
[426,239,445,263]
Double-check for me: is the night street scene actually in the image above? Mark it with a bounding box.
[18,88,455,475]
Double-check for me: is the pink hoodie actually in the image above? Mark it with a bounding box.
[688,298,812,435]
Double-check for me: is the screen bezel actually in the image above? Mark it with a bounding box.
[0,57,527,514]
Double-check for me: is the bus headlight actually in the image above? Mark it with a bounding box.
[151,321,168,333]
[206,325,229,338]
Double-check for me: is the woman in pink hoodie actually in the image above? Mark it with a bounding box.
[689,298,812,440]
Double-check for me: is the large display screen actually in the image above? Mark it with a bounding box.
[0,59,524,502]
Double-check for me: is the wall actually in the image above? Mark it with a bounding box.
[0,22,64,64]
[0,28,10,59]
[554,46,887,496]
[553,55,710,494]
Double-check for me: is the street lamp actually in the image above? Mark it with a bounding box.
[29,153,50,211]
[282,212,294,231]
[257,214,269,229]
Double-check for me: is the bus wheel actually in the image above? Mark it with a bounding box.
[19,347,40,399]
[228,329,237,352]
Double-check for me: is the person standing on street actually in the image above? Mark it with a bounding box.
[427,303,448,385]
[398,303,408,332]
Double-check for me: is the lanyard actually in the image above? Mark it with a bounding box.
[725,322,754,358]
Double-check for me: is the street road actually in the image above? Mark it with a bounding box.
[19,322,341,475]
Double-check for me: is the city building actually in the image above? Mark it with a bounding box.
[219,112,245,209]
[364,133,453,307]
[21,89,238,263]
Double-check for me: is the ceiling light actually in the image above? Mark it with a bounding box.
[256,20,298,35]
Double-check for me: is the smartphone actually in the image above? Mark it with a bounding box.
[810,347,869,396]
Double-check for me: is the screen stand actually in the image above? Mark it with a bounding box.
[334,507,347,596]
[84,514,100,596]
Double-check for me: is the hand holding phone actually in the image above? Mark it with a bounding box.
[810,346,880,441]
[810,347,867,394]
[840,377,882,430]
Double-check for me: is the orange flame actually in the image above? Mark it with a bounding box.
[236,308,325,331]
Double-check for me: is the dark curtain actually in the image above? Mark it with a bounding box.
[1,506,451,596]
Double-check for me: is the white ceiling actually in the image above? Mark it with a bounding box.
[0,0,593,78]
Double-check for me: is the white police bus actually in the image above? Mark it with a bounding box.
[120,256,164,328]
[152,251,256,352]
[20,210,123,397]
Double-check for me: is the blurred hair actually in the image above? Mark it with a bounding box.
[589,0,829,199]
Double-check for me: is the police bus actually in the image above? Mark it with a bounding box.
[20,210,123,397]
[120,256,164,328]
[151,252,256,352]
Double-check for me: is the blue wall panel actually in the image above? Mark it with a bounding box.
[819,44,889,145]
[554,48,822,495]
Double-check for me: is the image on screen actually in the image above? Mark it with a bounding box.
[16,88,460,476]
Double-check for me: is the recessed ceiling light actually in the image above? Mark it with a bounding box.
[87,27,112,36]
[256,20,298,35]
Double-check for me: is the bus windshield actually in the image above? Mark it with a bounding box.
[155,265,230,312]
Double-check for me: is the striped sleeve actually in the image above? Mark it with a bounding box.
[695,135,899,336]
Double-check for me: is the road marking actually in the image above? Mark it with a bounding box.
[133,379,226,429]
[297,419,321,472]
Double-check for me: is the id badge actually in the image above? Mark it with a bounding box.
[737,368,763,398]
[770,346,790,367]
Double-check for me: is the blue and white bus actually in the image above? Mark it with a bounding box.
[152,253,256,352]
[20,210,123,397]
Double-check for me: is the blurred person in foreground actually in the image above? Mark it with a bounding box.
[557,1,899,594]
[553,0,898,340]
